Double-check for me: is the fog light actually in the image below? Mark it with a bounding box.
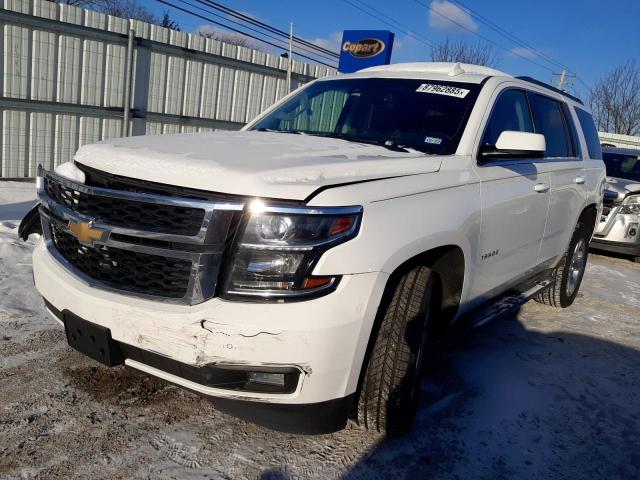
[628,223,638,238]
[247,372,285,387]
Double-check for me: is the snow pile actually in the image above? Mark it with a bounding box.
[54,162,86,183]
[0,181,43,345]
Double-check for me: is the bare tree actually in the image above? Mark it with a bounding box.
[590,60,640,136]
[47,0,180,29]
[100,0,157,23]
[53,0,97,4]
[160,11,180,31]
[196,25,257,49]
[430,37,500,68]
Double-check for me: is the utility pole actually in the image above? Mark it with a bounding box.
[286,22,293,93]
[556,70,567,90]
[122,27,135,137]
[553,69,575,92]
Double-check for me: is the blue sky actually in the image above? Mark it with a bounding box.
[151,0,640,99]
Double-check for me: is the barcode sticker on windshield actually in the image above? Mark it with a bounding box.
[416,83,470,98]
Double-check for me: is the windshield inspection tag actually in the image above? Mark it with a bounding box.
[416,83,470,98]
[424,136,443,145]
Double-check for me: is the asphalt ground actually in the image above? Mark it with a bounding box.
[1,184,639,479]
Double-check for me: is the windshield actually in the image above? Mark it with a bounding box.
[250,78,481,155]
[603,152,640,182]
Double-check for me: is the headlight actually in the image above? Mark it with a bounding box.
[620,194,640,215]
[223,200,362,300]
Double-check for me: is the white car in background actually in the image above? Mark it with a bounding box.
[21,62,605,435]
[592,147,640,263]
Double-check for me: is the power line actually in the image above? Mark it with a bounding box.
[155,0,338,68]
[575,75,592,94]
[341,0,436,49]
[443,1,592,93]
[411,0,556,73]
[174,0,339,63]
[553,69,575,90]
[448,0,571,72]
[195,0,339,58]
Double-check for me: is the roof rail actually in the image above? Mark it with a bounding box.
[516,76,583,105]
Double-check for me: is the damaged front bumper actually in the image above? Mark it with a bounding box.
[33,240,388,410]
[592,210,640,256]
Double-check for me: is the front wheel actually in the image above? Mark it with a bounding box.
[535,222,590,308]
[357,266,436,436]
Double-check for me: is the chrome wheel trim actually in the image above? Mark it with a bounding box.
[566,238,587,297]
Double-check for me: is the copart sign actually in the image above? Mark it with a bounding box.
[342,38,385,58]
[338,30,395,73]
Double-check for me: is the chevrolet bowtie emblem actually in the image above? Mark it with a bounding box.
[68,220,107,246]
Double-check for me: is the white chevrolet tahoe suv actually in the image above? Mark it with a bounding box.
[21,62,606,435]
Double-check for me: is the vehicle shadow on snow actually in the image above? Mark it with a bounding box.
[343,309,640,480]
[0,200,36,222]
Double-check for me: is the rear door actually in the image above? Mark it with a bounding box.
[529,94,586,265]
[471,88,551,298]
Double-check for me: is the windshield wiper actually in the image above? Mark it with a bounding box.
[381,139,430,154]
[256,129,429,154]
[314,133,431,154]
[256,128,301,134]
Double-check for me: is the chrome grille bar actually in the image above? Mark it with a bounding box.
[37,167,245,305]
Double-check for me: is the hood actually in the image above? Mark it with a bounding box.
[604,176,640,202]
[74,131,442,201]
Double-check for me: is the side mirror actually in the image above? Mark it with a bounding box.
[478,131,546,161]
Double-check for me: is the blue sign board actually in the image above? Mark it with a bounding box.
[338,30,395,73]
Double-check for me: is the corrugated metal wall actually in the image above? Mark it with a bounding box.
[0,0,335,178]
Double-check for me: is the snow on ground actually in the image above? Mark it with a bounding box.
[0,182,42,348]
[1,180,640,479]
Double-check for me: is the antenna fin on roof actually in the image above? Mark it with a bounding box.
[448,62,465,77]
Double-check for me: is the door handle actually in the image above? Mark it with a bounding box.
[534,183,550,193]
[575,176,585,185]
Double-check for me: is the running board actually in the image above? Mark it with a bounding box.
[471,279,555,328]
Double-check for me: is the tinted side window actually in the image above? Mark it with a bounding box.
[575,108,603,159]
[481,89,533,146]
[529,94,571,157]
[560,102,581,158]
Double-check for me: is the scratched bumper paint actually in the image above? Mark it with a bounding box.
[32,241,389,404]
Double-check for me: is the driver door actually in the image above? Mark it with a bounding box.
[471,88,551,299]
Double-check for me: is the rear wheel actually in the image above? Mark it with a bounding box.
[357,266,436,436]
[535,222,590,308]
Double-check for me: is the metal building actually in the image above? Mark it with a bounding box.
[0,0,334,178]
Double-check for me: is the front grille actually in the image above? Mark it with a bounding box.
[45,175,205,236]
[50,223,192,298]
[39,167,244,304]
[601,192,620,222]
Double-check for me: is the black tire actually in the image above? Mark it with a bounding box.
[535,221,590,308]
[357,266,435,436]
[633,256,640,264]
